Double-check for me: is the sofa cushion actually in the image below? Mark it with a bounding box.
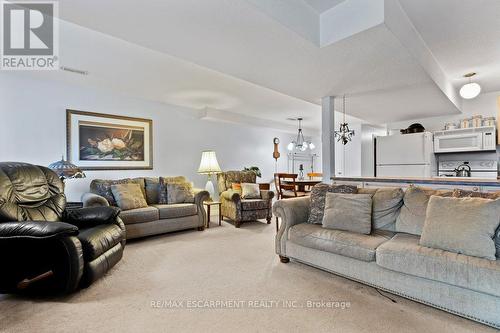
[166,182,195,204]
[111,183,148,211]
[420,196,500,260]
[90,178,146,206]
[119,206,159,225]
[359,187,404,231]
[322,193,373,235]
[307,184,358,225]
[144,176,187,204]
[289,223,394,262]
[151,204,197,219]
[395,186,453,235]
[376,233,500,298]
[241,199,269,211]
[241,183,260,199]
[453,189,500,258]
[77,224,123,261]
[453,189,500,199]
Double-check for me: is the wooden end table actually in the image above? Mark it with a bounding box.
[203,201,222,228]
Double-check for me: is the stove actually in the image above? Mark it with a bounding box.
[438,159,498,179]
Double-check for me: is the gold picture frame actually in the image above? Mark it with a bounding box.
[67,109,153,170]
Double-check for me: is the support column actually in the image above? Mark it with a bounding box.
[321,96,335,181]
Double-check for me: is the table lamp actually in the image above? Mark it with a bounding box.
[48,156,86,182]
[197,150,222,200]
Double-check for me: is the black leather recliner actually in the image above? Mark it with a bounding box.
[0,162,125,294]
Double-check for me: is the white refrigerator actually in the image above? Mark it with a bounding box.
[376,132,436,177]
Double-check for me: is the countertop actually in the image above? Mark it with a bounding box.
[331,176,500,187]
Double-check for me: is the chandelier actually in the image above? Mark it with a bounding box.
[287,117,315,151]
[334,95,355,145]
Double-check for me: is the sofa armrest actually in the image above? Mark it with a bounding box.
[221,190,241,203]
[193,188,210,205]
[62,207,121,229]
[192,189,210,228]
[273,196,311,256]
[0,221,78,240]
[81,192,110,208]
[260,190,274,201]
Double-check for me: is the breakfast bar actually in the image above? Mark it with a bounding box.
[331,176,500,192]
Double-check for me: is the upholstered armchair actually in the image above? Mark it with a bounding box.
[0,162,125,295]
[217,171,274,228]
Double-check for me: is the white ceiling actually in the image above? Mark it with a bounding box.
[54,0,462,126]
[399,0,500,94]
[303,0,347,13]
[16,0,499,130]
[24,20,323,132]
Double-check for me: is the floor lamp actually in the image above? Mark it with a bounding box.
[197,150,222,201]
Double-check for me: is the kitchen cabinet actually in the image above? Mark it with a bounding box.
[481,186,500,193]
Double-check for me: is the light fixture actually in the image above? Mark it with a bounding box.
[288,117,315,152]
[197,150,222,200]
[334,95,355,145]
[459,72,481,99]
[48,156,86,182]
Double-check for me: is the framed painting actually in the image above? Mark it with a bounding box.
[67,110,153,170]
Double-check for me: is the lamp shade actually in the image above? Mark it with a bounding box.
[48,157,86,180]
[197,151,222,175]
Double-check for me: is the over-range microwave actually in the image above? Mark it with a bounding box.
[434,126,497,153]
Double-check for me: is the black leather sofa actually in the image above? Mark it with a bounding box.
[0,162,125,294]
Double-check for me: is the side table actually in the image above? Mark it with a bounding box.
[203,201,222,228]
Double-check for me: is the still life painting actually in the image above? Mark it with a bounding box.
[67,110,153,170]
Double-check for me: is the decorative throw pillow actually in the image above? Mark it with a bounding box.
[111,183,148,211]
[420,196,500,260]
[307,184,358,225]
[144,177,161,204]
[145,176,187,204]
[158,177,168,204]
[91,178,145,206]
[241,183,260,199]
[167,182,195,204]
[453,189,500,258]
[453,189,500,200]
[232,183,242,192]
[322,193,373,234]
[395,186,453,235]
[359,187,404,231]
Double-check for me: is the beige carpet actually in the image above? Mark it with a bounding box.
[0,219,496,333]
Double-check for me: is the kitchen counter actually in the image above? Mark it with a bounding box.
[331,176,500,187]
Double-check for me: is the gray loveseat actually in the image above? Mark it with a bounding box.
[82,177,209,240]
[273,187,500,329]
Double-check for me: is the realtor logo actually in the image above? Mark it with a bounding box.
[1,1,58,70]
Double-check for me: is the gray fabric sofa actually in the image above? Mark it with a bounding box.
[82,177,209,240]
[273,191,500,329]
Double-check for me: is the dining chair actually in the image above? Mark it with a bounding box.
[274,173,308,232]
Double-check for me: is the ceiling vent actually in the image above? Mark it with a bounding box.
[60,66,89,76]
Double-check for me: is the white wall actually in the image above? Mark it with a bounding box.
[0,73,320,201]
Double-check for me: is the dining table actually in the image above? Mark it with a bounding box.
[281,179,322,192]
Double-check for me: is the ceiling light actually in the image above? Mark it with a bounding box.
[459,73,481,99]
[334,95,355,145]
[288,117,315,152]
